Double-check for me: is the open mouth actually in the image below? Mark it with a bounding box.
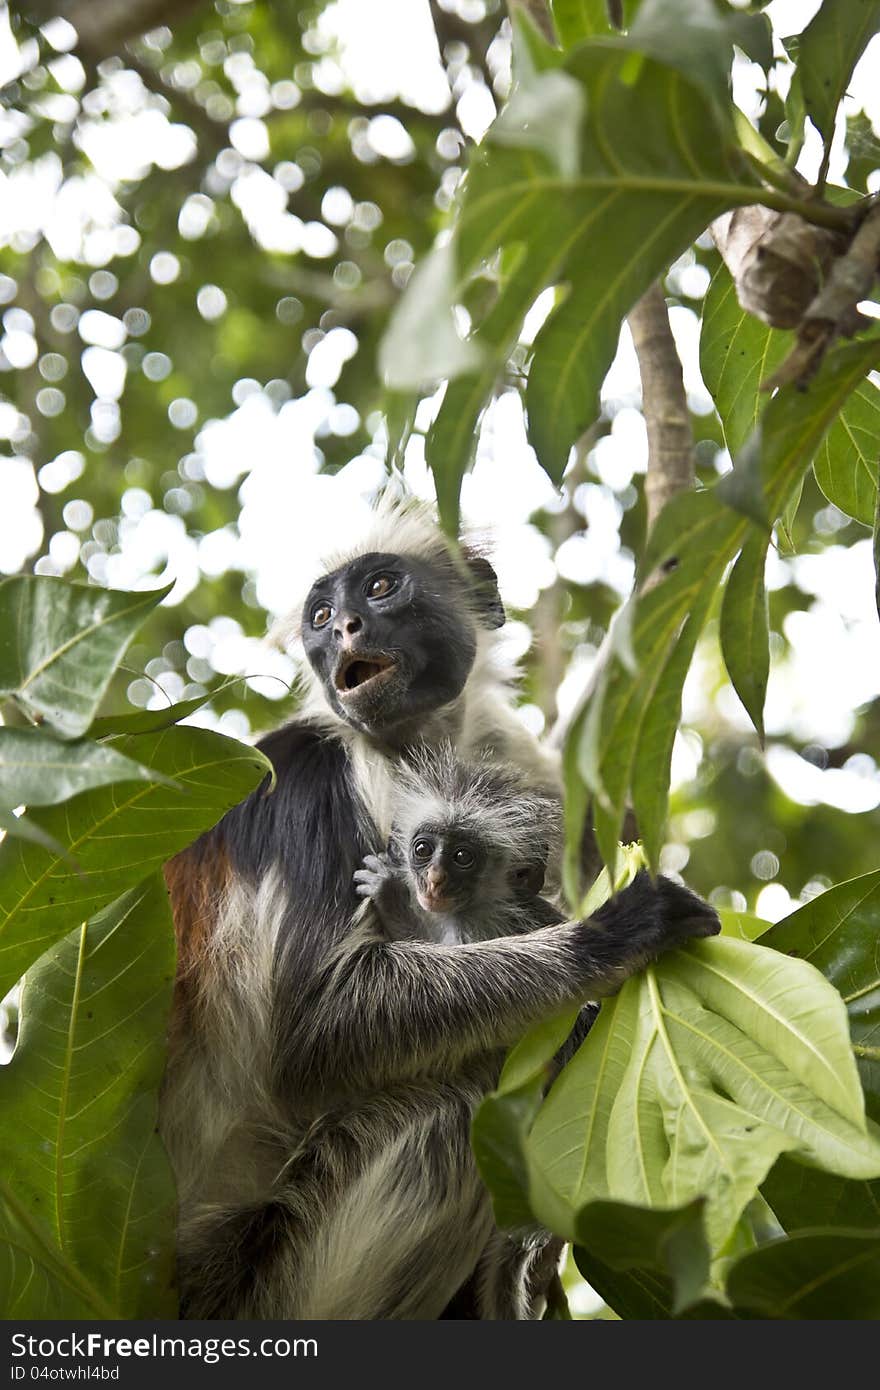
[334,652,397,696]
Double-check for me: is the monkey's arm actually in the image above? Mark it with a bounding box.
[275,872,718,1099]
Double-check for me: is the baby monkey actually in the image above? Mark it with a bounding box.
[354,745,589,1319]
[354,746,564,946]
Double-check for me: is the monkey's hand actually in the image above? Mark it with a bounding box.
[354,852,394,900]
[578,871,720,990]
[603,871,719,944]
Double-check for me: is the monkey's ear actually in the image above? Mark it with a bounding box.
[465,555,506,629]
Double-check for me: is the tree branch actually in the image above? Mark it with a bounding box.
[627,281,695,534]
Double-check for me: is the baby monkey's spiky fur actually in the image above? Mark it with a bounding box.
[357,746,562,945]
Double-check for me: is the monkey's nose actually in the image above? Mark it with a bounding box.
[335,613,363,641]
[427,865,447,889]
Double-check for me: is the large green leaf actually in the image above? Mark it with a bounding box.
[0,728,175,810]
[502,45,759,482]
[526,938,880,1250]
[0,876,177,1318]
[813,378,880,526]
[700,266,791,457]
[0,725,271,998]
[0,578,171,739]
[719,528,770,741]
[798,0,880,145]
[726,1229,880,1319]
[759,871,880,1230]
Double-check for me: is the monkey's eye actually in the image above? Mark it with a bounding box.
[366,573,397,599]
[453,846,475,869]
[311,602,333,629]
[412,838,433,863]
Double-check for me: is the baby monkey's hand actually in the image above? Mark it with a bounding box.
[354,852,394,899]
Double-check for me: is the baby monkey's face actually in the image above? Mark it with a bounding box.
[408,826,487,914]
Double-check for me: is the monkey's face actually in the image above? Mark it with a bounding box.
[408,828,490,915]
[301,550,502,737]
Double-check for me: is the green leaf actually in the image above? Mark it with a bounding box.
[718,335,880,526]
[762,1153,880,1233]
[379,242,484,392]
[573,1196,712,1319]
[0,724,271,999]
[717,908,770,943]
[759,870,880,1229]
[627,0,772,110]
[813,378,880,526]
[0,727,175,809]
[798,0,880,145]
[726,1229,880,1319]
[574,324,878,867]
[700,265,791,457]
[526,938,880,1250]
[516,41,758,481]
[0,808,72,861]
[550,0,620,47]
[562,702,592,908]
[719,527,770,741]
[629,584,715,868]
[875,472,880,623]
[425,243,557,529]
[490,70,585,178]
[0,578,172,739]
[576,489,730,873]
[760,870,880,1112]
[392,37,767,508]
[702,270,880,529]
[777,473,803,553]
[0,876,177,1318]
[473,1007,582,1231]
[89,691,219,737]
[844,107,880,193]
[781,36,806,168]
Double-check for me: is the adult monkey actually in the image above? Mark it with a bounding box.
[161,493,718,1319]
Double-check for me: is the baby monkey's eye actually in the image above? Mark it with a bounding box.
[366,573,397,599]
[312,603,333,629]
[412,838,434,862]
[453,846,475,869]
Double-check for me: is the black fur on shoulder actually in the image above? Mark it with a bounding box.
[219,720,369,922]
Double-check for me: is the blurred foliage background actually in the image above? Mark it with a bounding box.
[2,0,880,926]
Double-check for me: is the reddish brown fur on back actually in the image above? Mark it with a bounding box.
[164,837,231,986]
